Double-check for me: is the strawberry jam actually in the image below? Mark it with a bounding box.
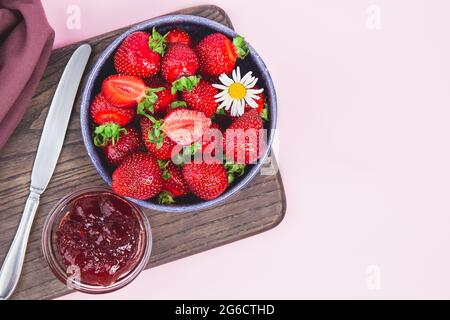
[56,192,143,287]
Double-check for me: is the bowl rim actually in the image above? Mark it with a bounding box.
[80,14,278,213]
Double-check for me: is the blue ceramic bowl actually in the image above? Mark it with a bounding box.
[80,15,277,213]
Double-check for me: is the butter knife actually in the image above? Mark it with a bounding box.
[0,44,92,300]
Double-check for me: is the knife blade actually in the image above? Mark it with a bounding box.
[0,44,92,300]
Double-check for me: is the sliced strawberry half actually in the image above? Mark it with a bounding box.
[90,93,135,126]
[101,75,147,108]
[162,109,211,146]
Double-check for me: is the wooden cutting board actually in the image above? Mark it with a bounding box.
[0,5,286,300]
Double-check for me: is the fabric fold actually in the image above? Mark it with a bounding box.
[0,0,54,150]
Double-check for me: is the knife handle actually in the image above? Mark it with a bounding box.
[0,190,40,300]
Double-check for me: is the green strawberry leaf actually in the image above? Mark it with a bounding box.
[146,119,165,149]
[261,101,269,121]
[171,100,188,109]
[157,159,170,170]
[137,87,165,118]
[225,162,246,185]
[162,170,171,180]
[158,191,175,204]
[233,35,249,59]
[93,123,127,147]
[171,75,201,94]
[148,27,167,56]
[215,108,226,115]
[157,160,171,180]
[185,142,202,156]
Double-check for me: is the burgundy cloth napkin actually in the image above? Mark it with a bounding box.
[0,0,54,150]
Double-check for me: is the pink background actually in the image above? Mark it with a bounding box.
[39,0,450,299]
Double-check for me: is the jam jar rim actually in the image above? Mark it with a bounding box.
[41,186,152,294]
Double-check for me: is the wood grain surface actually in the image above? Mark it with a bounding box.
[0,5,286,300]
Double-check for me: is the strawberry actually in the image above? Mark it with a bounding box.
[143,77,177,115]
[223,109,265,164]
[200,122,222,157]
[112,152,163,200]
[102,75,147,108]
[158,161,189,204]
[102,74,171,116]
[227,90,268,120]
[161,44,199,83]
[114,29,165,78]
[90,93,135,126]
[102,127,141,166]
[166,29,192,47]
[182,161,228,200]
[140,117,177,160]
[162,109,211,146]
[196,34,249,77]
[244,89,266,114]
[182,80,218,117]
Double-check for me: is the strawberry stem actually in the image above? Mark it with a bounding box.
[171,75,201,94]
[157,160,171,180]
[233,35,249,59]
[215,108,226,115]
[173,142,202,166]
[148,27,167,56]
[146,118,165,150]
[93,123,127,147]
[137,86,165,117]
[170,100,187,109]
[261,100,269,121]
[224,162,246,184]
[158,191,175,204]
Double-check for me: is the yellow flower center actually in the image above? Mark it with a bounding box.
[228,83,247,99]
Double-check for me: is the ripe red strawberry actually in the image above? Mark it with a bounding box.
[102,127,141,166]
[200,122,222,156]
[112,152,163,200]
[223,109,265,164]
[90,93,135,126]
[158,161,189,204]
[162,109,211,146]
[102,75,147,108]
[244,89,266,114]
[182,80,218,117]
[166,29,192,47]
[182,161,228,200]
[140,117,177,160]
[143,77,177,115]
[102,74,172,114]
[196,34,248,77]
[161,44,198,83]
[114,31,162,78]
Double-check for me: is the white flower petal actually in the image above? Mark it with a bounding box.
[218,99,228,110]
[247,93,260,100]
[215,95,228,103]
[230,100,239,116]
[241,71,253,85]
[219,74,234,86]
[225,97,233,111]
[247,88,264,95]
[212,84,229,90]
[233,99,242,117]
[236,66,241,82]
[245,96,259,109]
[247,77,259,88]
[214,90,228,99]
[239,99,246,116]
[232,69,238,82]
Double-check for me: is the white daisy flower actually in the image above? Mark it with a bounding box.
[212,67,264,117]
